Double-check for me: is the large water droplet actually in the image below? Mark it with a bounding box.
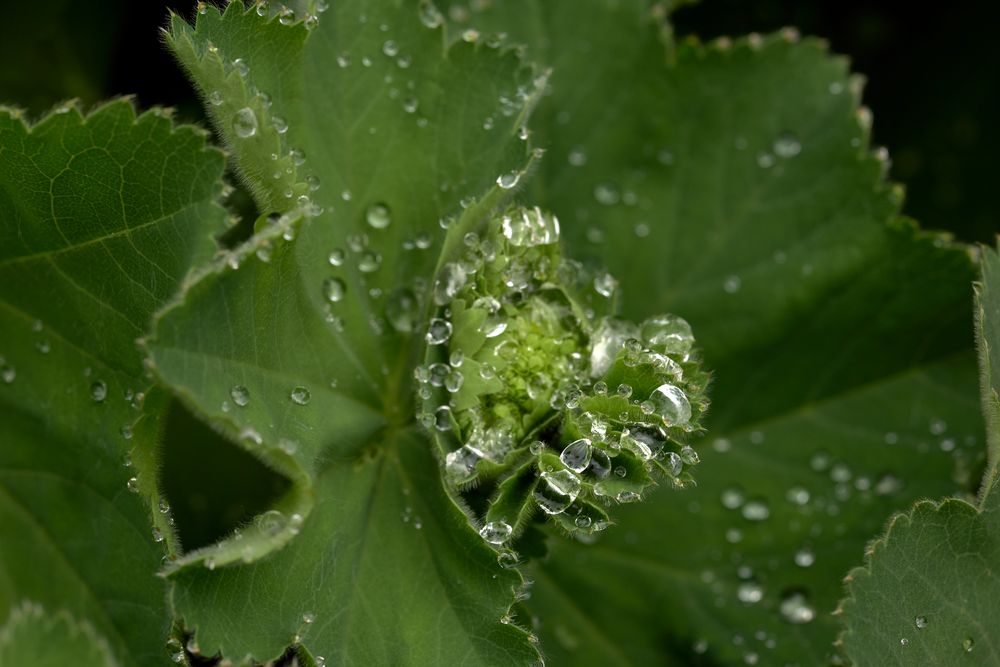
[641,314,694,355]
[914,615,928,629]
[232,107,258,138]
[560,438,593,473]
[290,386,311,405]
[648,383,691,425]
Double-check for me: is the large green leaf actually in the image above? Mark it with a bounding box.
[0,100,227,665]
[838,246,1000,666]
[0,602,118,667]
[145,1,543,663]
[433,2,983,664]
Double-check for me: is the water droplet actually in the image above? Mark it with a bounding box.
[741,499,770,521]
[794,547,815,567]
[786,486,810,506]
[560,438,593,473]
[256,509,287,536]
[900,638,909,647]
[385,288,418,332]
[426,318,452,345]
[915,615,928,629]
[208,90,224,106]
[328,248,345,266]
[278,6,294,25]
[272,115,288,133]
[419,1,444,28]
[496,171,520,189]
[382,40,399,57]
[594,182,620,205]
[593,272,617,298]
[756,151,776,169]
[479,521,512,545]
[721,487,745,509]
[230,385,250,407]
[773,132,801,158]
[337,52,351,67]
[533,470,581,514]
[724,275,742,293]
[779,590,815,624]
[737,582,764,604]
[358,251,382,273]
[648,383,691,425]
[290,386,311,405]
[152,527,164,543]
[365,202,392,229]
[323,277,346,303]
[127,477,139,493]
[232,58,249,77]
[963,637,974,653]
[232,107,258,138]
[90,381,108,403]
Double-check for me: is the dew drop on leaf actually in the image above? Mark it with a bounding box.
[496,171,520,189]
[560,438,593,473]
[232,107,258,138]
[425,318,452,345]
[779,590,815,624]
[290,386,312,405]
[358,251,382,273]
[737,582,764,604]
[479,521,512,545]
[915,615,928,629]
[322,277,346,303]
[232,58,249,77]
[648,383,691,425]
[365,202,392,229]
[794,547,815,568]
[721,487,745,509]
[256,509,287,536]
[593,272,617,298]
[773,132,801,158]
[741,499,770,522]
[230,385,250,407]
[90,381,107,403]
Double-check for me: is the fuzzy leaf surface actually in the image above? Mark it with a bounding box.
[438,2,983,664]
[148,1,541,663]
[838,245,1000,666]
[0,99,227,666]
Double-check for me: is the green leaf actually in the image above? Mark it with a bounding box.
[0,99,227,665]
[838,245,1000,666]
[146,1,544,662]
[432,3,983,664]
[0,602,119,667]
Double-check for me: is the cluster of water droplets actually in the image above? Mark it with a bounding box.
[416,206,708,554]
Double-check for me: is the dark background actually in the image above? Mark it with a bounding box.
[3,0,995,547]
[1,0,996,243]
